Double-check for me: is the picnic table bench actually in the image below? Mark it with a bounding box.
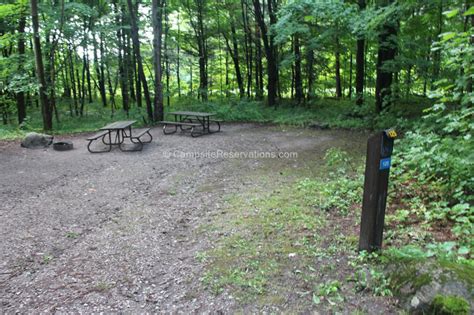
[87,120,152,153]
[160,111,221,137]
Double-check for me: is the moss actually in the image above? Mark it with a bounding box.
[431,295,470,315]
[388,259,474,297]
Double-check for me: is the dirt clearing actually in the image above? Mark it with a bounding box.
[0,123,397,313]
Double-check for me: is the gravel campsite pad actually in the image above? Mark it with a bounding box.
[0,123,397,313]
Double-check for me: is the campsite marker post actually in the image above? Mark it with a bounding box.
[359,129,397,252]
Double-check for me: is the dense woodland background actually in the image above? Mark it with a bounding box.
[0,0,471,131]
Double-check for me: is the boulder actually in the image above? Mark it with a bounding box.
[386,259,473,314]
[21,132,54,148]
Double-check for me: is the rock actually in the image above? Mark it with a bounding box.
[386,259,473,314]
[411,296,420,308]
[21,132,53,149]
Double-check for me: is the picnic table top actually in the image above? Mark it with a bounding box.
[100,120,136,130]
[167,111,217,117]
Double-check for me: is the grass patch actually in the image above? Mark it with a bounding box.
[198,148,365,309]
[0,96,429,140]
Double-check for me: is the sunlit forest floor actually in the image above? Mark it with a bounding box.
[0,124,400,313]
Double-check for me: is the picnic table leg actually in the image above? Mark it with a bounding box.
[163,124,178,134]
[125,126,132,139]
[102,131,111,145]
[88,132,113,153]
[119,138,143,152]
[179,115,194,132]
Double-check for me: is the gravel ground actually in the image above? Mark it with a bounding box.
[0,123,383,313]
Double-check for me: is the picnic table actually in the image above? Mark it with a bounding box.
[160,111,221,137]
[86,120,152,153]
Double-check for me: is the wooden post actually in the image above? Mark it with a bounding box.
[359,129,397,252]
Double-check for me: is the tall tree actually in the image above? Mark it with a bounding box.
[185,0,209,100]
[16,11,26,124]
[253,0,278,107]
[152,0,164,122]
[114,1,130,113]
[127,0,153,121]
[294,35,304,103]
[223,19,244,98]
[335,37,342,98]
[375,0,398,113]
[355,0,366,105]
[30,0,52,130]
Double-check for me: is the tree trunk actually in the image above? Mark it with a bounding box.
[62,60,70,98]
[349,53,353,98]
[223,22,244,98]
[80,50,86,116]
[294,35,304,103]
[335,38,342,98]
[152,0,164,122]
[355,0,366,105]
[114,1,130,113]
[177,11,181,97]
[30,0,52,130]
[16,15,26,124]
[306,48,314,101]
[76,56,82,106]
[197,0,208,101]
[375,5,397,113]
[164,4,171,107]
[86,52,93,103]
[431,1,443,87]
[93,32,107,107]
[241,0,252,97]
[255,24,264,99]
[466,4,473,95]
[225,49,229,96]
[128,0,153,121]
[185,0,208,101]
[68,48,78,115]
[253,0,278,107]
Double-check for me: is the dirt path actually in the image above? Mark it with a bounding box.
[0,123,377,313]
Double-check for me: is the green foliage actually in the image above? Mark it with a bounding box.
[312,280,344,305]
[389,8,473,258]
[0,95,16,123]
[352,267,393,297]
[296,148,363,215]
[431,295,470,315]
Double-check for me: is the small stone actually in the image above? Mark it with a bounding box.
[411,296,420,308]
[288,253,297,258]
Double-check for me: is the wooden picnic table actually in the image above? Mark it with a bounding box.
[161,111,221,137]
[86,120,152,153]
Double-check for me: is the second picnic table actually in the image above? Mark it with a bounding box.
[160,111,221,137]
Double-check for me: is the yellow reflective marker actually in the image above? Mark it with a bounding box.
[386,129,397,139]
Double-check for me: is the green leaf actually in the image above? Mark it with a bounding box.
[458,246,470,255]
[440,32,456,41]
[463,6,474,16]
[443,9,459,18]
[312,293,321,304]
